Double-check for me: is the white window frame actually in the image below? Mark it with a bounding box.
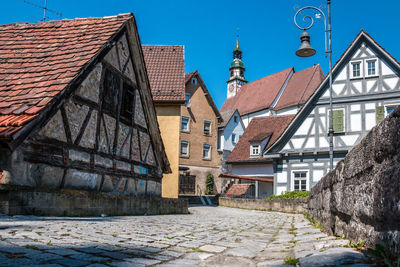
[180,141,189,158]
[365,58,378,77]
[327,108,346,133]
[350,60,363,79]
[185,93,191,106]
[231,133,236,144]
[250,144,260,156]
[203,120,212,136]
[291,170,309,191]
[202,144,211,160]
[181,116,190,132]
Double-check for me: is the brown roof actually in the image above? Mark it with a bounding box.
[185,71,196,84]
[225,184,252,196]
[227,115,295,163]
[0,14,132,138]
[273,65,324,111]
[220,67,293,115]
[142,45,185,103]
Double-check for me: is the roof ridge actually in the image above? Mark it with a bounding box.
[1,13,132,27]
[245,67,294,85]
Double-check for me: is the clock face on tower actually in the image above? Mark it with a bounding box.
[229,84,234,92]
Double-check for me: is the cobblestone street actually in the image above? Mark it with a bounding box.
[0,206,368,266]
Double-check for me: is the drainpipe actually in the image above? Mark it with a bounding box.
[255,181,259,199]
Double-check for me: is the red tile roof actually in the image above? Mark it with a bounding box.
[225,184,252,197]
[0,14,131,138]
[220,67,293,115]
[273,65,324,111]
[227,115,295,163]
[142,45,185,103]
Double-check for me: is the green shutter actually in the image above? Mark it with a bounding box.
[376,106,385,124]
[329,110,344,133]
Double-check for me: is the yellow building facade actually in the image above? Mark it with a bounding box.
[142,45,185,198]
[155,105,181,198]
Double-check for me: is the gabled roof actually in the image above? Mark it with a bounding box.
[0,14,132,138]
[185,70,221,120]
[220,67,293,115]
[227,115,295,163]
[142,45,185,103]
[266,30,400,154]
[0,13,172,173]
[218,109,239,128]
[272,65,324,111]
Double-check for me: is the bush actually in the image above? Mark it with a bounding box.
[266,191,309,199]
[205,174,214,195]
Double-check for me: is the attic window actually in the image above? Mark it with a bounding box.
[233,116,238,123]
[250,144,260,156]
[191,78,197,85]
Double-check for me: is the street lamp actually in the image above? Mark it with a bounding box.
[294,0,334,170]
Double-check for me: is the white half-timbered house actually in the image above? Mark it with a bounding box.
[265,30,400,195]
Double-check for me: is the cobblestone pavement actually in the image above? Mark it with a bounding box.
[0,206,369,266]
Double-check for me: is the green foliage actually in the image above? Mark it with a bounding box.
[205,174,214,195]
[284,257,299,266]
[367,241,400,267]
[347,239,364,249]
[266,191,309,199]
[302,212,324,231]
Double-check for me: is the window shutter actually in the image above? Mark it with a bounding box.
[376,106,385,124]
[330,110,344,133]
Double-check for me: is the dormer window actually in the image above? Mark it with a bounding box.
[250,144,260,156]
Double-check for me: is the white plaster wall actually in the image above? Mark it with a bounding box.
[232,164,273,177]
[241,109,270,128]
[221,111,245,153]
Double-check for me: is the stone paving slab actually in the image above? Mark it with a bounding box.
[0,206,369,266]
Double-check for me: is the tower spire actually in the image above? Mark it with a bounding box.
[226,31,247,99]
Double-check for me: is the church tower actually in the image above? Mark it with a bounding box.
[227,35,247,98]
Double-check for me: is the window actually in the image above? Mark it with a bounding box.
[233,116,238,123]
[103,68,121,114]
[191,78,197,85]
[240,70,244,76]
[293,171,307,191]
[185,93,191,106]
[203,144,211,159]
[250,144,260,156]
[203,120,212,135]
[121,83,134,120]
[351,61,361,78]
[180,141,189,157]
[367,60,376,76]
[231,71,234,77]
[231,134,236,144]
[328,109,345,133]
[181,116,189,132]
[377,105,399,123]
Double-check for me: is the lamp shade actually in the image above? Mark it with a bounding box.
[296,31,316,57]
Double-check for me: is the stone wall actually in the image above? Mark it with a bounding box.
[0,184,188,216]
[308,108,400,254]
[219,197,307,213]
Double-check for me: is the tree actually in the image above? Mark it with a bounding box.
[205,174,214,195]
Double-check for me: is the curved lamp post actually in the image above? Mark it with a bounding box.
[294,0,334,170]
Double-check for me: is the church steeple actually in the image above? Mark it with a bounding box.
[227,34,247,99]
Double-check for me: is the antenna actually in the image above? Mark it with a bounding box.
[20,0,62,22]
[236,27,240,39]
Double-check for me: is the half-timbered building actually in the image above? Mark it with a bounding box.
[265,30,400,195]
[0,14,170,197]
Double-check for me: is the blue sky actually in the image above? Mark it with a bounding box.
[2,0,399,109]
